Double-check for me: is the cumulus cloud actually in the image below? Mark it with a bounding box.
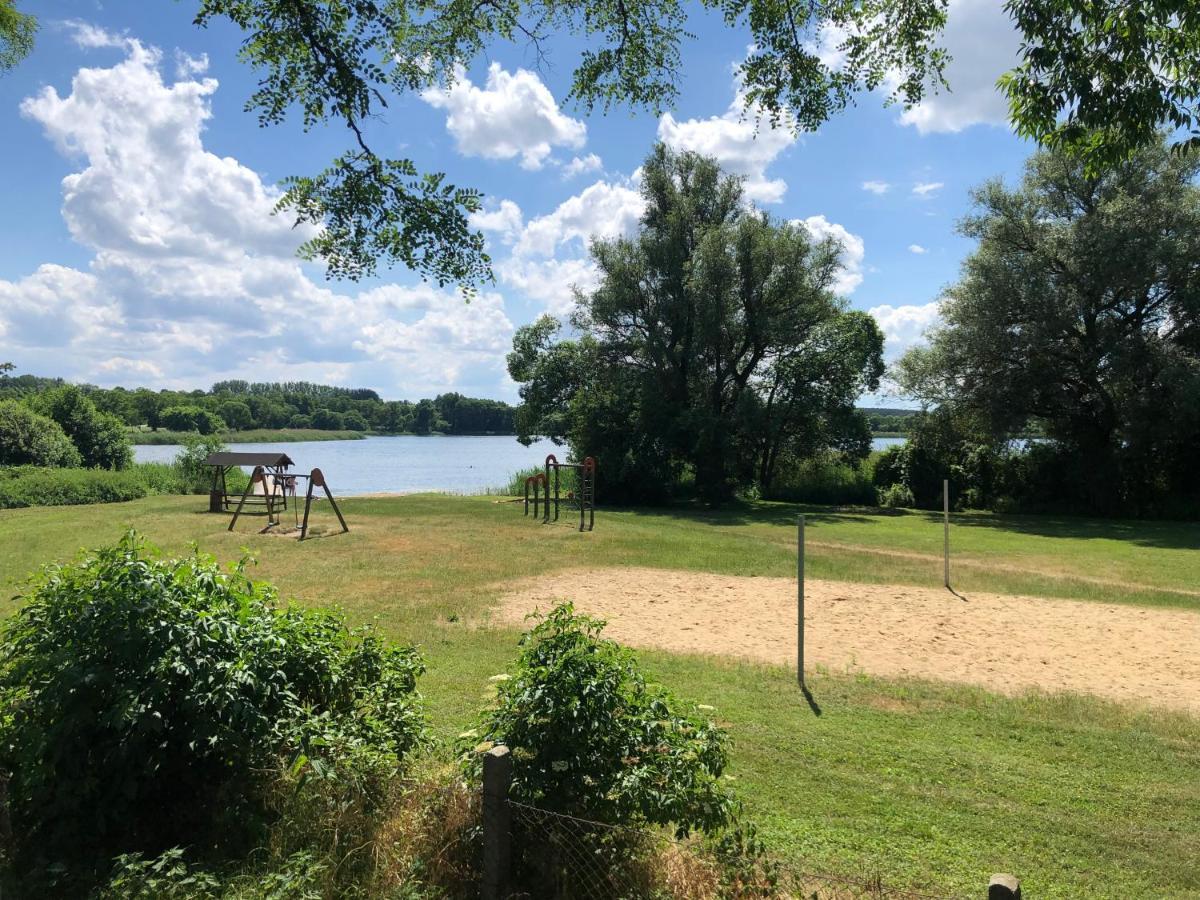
[1,36,514,396]
[657,76,796,203]
[868,301,942,358]
[862,180,890,195]
[61,19,133,50]
[562,153,603,179]
[795,215,865,296]
[912,181,944,198]
[490,179,645,315]
[897,0,1019,134]
[470,199,524,245]
[421,63,586,170]
[908,244,928,254]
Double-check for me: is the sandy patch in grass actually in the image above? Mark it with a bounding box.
[492,568,1200,713]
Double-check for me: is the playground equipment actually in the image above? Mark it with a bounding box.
[524,454,595,531]
[224,463,350,540]
[204,451,295,514]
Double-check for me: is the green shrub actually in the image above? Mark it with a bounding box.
[464,603,734,834]
[30,385,132,469]
[0,466,151,508]
[174,434,229,494]
[0,534,426,889]
[766,453,877,505]
[0,401,81,467]
[878,482,915,509]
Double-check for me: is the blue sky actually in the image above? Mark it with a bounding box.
[0,0,1032,402]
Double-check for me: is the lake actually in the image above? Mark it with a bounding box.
[135,434,907,496]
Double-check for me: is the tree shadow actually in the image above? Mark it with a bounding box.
[947,510,1200,551]
[614,499,920,530]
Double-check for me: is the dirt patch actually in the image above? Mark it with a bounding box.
[491,568,1200,713]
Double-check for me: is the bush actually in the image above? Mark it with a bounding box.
[31,386,132,469]
[464,603,734,834]
[878,483,915,509]
[0,534,426,889]
[173,434,229,494]
[0,466,151,508]
[0,401,81,467]
[766,453,877,505]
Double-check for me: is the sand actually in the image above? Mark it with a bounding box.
[492,568,1200,713]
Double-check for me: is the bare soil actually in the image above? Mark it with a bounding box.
[491,568,1200,712]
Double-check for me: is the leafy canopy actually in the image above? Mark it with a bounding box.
[897,137,1200,514]
[509,144,883,501]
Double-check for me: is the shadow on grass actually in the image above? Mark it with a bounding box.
[615,499,1200,551]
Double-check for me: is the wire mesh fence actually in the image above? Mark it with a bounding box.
[503,799,949,900]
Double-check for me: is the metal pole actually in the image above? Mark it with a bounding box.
[943,478,950,589]
[797,514,805,688]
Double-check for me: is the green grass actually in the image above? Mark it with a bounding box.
[128,428,368,444]
[1,494,1197,897]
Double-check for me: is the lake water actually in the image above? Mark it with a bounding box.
[135,434,907,496]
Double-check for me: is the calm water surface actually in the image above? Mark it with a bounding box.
[135,434,906,496]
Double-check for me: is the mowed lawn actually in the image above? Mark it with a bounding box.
[1,494,1198,897]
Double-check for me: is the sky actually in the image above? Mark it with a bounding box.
[0,0,1034,404]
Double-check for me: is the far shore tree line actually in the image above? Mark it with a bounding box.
[0,377,517,443]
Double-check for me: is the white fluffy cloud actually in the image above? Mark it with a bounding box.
[861,180,890,195]
[421,63,587,170]
[1,38,513,396]
[494,179,645,315]
[897,0,1019,134]
[562,153,603,179]
[470,200,525,244]
[908,244,928,254]
[868,301,942,358]
[795,215,865,296]
[912,181,944,198]
[657,78,796,203]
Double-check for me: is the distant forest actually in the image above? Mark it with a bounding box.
[0,374,517,436]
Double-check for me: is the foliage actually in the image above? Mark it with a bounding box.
[161,404,227,435]
[11,376,516,437]
[0,0,34,72]
[764,452,878,506]
[1001,0,1200,173]
[28,385,132,470]
[0,534,426,888]
[0,465,158,508]
[0,401,81,468]
[465,603,735,835]
[174,433,229,494]
[897,138,1200,516]
[510,145,883,502]
[877,482,915,509]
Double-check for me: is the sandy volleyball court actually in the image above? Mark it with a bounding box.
[493,568,1200,713]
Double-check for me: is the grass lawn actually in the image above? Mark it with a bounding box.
[1,494,1197,897]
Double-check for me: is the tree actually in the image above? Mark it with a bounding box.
[216,400,253,430]
[510,144,883,501]
[1002,0,1200,172]
[31,386,133,470]
[0,401,82,468]
[897,138,1200,514]
[0,1,34,73]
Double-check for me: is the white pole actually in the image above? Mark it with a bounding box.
[797,514,805,687]
[943,479,950,589]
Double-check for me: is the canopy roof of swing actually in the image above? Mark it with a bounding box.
[203,452,295,469]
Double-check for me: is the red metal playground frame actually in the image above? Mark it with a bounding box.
[524,454,596,531]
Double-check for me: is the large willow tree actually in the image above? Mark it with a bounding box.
[898,139,1200,514]
[508,145,883,501]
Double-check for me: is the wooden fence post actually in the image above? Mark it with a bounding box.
[482,745,512,900]
[988,873,1021,899]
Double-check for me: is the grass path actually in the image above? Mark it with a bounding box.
[1,494,1198,896]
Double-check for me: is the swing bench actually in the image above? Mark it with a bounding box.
[203,452,295,514]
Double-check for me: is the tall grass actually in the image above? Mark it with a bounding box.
[764,454,878,505]
[128,428,368,445]
[0,460,251,509]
